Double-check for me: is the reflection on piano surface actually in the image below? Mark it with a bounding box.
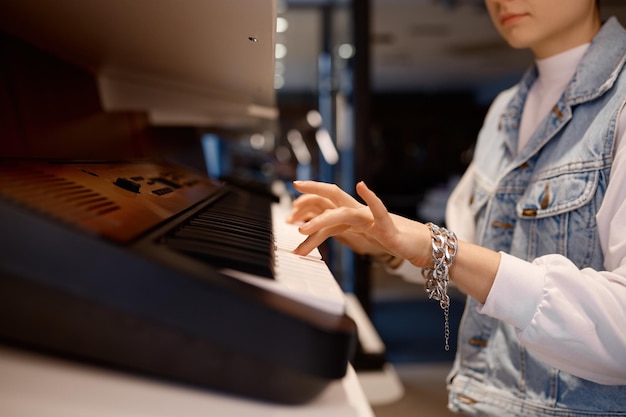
[0,159,357,404]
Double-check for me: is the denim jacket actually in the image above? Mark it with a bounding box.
[447,18,626,416]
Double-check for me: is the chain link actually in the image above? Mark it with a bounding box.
[422,222,457,351]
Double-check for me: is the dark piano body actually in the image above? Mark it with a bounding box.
[0,159,357,404]
[0,0,357,406]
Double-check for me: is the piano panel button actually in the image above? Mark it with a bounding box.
[113,177,141,193]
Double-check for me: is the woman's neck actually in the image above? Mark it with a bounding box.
[532,14,601,59]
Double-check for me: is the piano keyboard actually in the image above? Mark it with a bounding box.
[0,158,356,405]
[161,190,275,278]
[221,203,346,316]
[154,185,346,316]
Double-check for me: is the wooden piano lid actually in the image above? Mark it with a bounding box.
[0,0,278,129]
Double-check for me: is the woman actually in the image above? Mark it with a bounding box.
[287,0,626,415]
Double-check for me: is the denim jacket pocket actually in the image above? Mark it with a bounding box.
[515,169,598,219]
[513,169,601,267]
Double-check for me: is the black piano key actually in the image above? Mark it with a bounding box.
[164,238,274,278]
[174,227,272,256]
[160,189,276,278]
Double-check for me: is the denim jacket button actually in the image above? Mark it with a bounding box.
[491,220,514,229]
[457,394,478,404]
[468,337,488,347]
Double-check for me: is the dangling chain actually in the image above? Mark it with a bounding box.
[422,222,458,351]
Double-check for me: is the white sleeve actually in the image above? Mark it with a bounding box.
[480,253,626,385]
[445,163,476,243]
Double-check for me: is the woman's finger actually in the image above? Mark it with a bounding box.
[291,193,333,209]
[298,205,372,236]
[287,194,335,223]
[293,224,350,255]
[355,181,396,232]
[293,180,362,208]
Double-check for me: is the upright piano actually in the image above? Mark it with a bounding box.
[0,0,358,405]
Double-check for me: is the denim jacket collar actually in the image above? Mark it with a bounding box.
[500,17,626,163]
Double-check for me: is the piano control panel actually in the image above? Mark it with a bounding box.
[0,159,223,244]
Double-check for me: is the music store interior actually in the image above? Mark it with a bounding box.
[1,1,626,416]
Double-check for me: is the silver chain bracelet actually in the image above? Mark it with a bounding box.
[422,222,458,351]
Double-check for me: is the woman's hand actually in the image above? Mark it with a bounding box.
[287,182,385,256]
[289,180,432,268]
